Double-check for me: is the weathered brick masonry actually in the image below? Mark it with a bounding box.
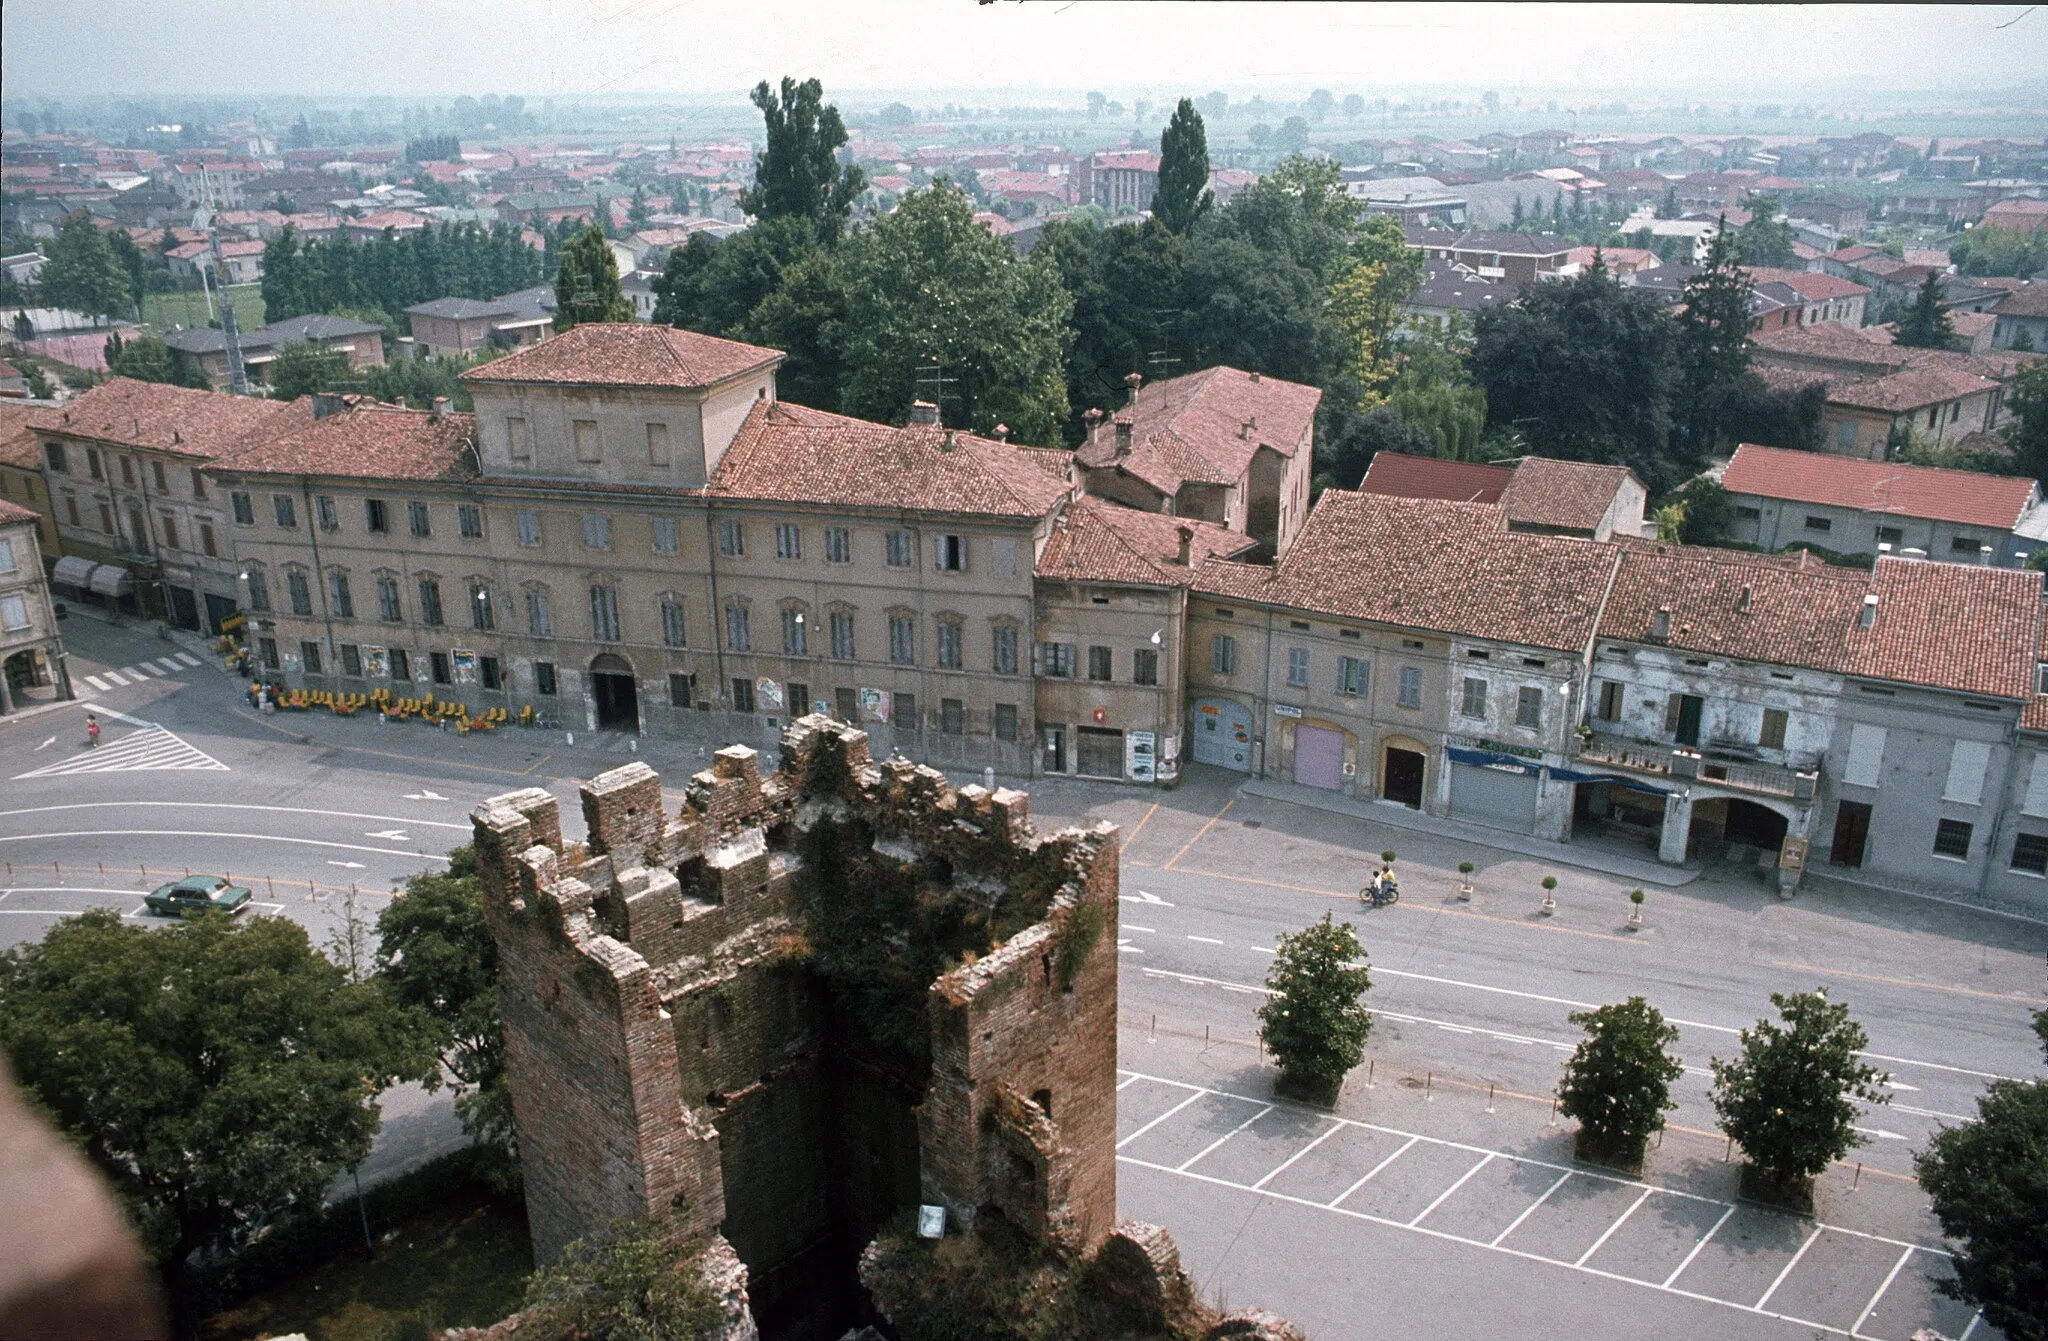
[471,715,1122,1332]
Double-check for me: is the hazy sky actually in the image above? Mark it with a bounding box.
[3,2,2043,102]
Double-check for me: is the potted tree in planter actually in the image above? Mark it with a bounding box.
[1257,913,1374,1106]
[1710,989,1890,1212]
[1457,861,1475,901]
[1540,875,1558,916]
[1628,887,1646,929]
[1557,997,1685,1173]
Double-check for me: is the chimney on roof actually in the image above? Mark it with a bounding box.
[311,392,345,420]
[1249,370,1262,383]
[1124,371,1143,406]
[909,400,939,426]
[1737,584,1752,613]
[941,429,956,453]
[1650,606,1672,643]
[1877,542,1892,557]
[992,423,1010,443]
[1083,407,1106,441]
[430,396,451,419]
[1114,418,1133,457]
[1858,593,1878,629]
[1176,524,1194,565]
[1981,545,1994,566]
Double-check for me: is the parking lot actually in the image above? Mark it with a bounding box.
[1116,1065,1987,1341]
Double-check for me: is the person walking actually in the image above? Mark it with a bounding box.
[85,714,101,748]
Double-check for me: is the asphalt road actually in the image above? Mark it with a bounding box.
[4,612,2043,1340]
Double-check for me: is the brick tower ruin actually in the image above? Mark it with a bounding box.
[470,716,1121,1336]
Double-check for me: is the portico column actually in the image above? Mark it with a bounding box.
[1658,789,1693,865]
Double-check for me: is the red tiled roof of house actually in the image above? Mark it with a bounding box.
[1598,544,1868,670]
[1074,367,1321,499]
[1845,558,2043,699]
[43,378,295,460]
[0,401,57,470]
[461,323,783,390]
[1721,443,2036,530]
[1827,365,2002,413]
[1193,492,1620,652]
[1358,452,1513,502]
[1993,283,2048,319]
[708,399,1071,520]
[212,402,473,482]
[1500,458,1638,533]
[0,496,39,525]
[1036,498,1254,587]
[1741,267,1869,301]
[350,210,430,231]
[2021,692,2048,733]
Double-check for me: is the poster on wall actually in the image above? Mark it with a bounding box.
[860,687,891,723]
[757,678,785,712]
[1127,730,1157,783]
[362,645,389,679]
[451,649,478,684]
[813,698,832,716]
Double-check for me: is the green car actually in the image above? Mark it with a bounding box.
[144,876,254,918]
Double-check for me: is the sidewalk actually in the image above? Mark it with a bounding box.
[1239,778,1702,888]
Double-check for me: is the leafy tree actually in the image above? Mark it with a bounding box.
[106,226,147,319]
[1472,268,1685,492]
[39,212,132,321]
[1306,89,1336,122]
[835,184,1072,444]
[1031,214,1184,436]
[1709,989,1889,1205]
[1326,213,1426,406]
[628,184,652,233]
[739,243,848,413]
[1656,186,1681,220]
[2006,360,2048,482]
[0,910,430,1296]
[1510,196,1525,231]
[376,847,511,1168]
[1894,270,1957,350]
[1733,194,1798,268]
[104,331,206,388]
[1342,93,1366,119]
[1152,98,1212,236]
[742,76,865,242]
[266,341,352,400]
[553,222,636,330]
[1673,223,1756,451]
[1274,116,1311,154]
[1257,912,1373,1103]
[523,1209,725,1341]
[1950,224,2046,280]
[22,361,52,399]
[1914,1080,2048,1341]
[1669,476,1731,545]
[362,348,497,412]
[1557,998,1685,1167]
[1316,403,1435,493]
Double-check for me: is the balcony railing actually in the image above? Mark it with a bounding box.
[1575,731,1818,802]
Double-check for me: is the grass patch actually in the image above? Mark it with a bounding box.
[203,1186,530,1341]
[142,283,266,336]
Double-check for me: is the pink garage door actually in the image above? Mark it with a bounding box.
[1294,726,1345,790]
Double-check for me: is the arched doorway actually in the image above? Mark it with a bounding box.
[4,648,45,707]
[589,653,640,733]
[1381,736,1428,809]
[1687,795,1790,864]
[1723,798,1790,850]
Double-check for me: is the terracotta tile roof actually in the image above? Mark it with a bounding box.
[211,402,476,482]
[1358,452,1511,502]
[461,322,783,390]
[1826,364,2002,413]
[1598,544,1868,670]
[1740,267,1869,302]
[1500,458,1638,533]
[1036,499,1254,587]
[1722,443,2037,530]
[2021,692,2048,734]
[0,402,57,468]
[0,496,39,525]
[1844,558,2043,699]
[43,378,294,460]
[1192,492,1620,652]
[1993,283,2048,319]
[1075,367,1321,499]
[708,400,1071,519]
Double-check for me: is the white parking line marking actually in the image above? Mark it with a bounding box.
[34,736,53,751]
[1124,924,1157,934]
[1117,1074,1144,1091]
[1755,1226,1825,1312]
[1662,1205,1737,1288]
[1851,1244,1915,1338]
[1490,1170,1573,1247]
[1328,1135,1418,1209]
[1177,1104,1273,1173]
[82,675,109,692]
[1116,1092,1204,1151]
[1409,1152,1493,1227]
[1576,1185,1655,1268]
[173,653,202,667]
[0,802,469,830]
[1187,934,1224,945]
[1959,1311,1985,1340]
[0,831,445,860]
[1252,1120,1342,1190]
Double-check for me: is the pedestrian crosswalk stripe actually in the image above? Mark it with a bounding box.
[100,669,129,686]
[81,675,109,692]
[173,653,201,667]
[121,665,150,678]
[148,659,180,674]
[14,726,229,778]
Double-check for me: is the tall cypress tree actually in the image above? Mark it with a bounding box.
[1674,223,1756,453]
[552,223,635,330]
[1152,98,1213,235]
[1895,270,1957,350]
[741,76,865,242]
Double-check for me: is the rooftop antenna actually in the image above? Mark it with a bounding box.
[914,361,959,424]
[196,165,251,396]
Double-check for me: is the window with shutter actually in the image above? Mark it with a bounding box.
[1943,740,1991,806]
[1844,724,1886,788]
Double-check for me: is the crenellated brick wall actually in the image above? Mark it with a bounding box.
[470,714,1122,1333]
